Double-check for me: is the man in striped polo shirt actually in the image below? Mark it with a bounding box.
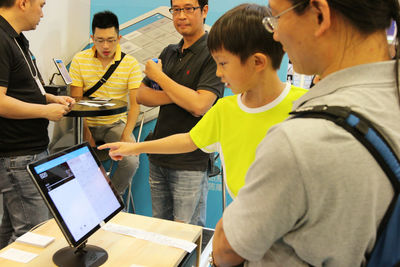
[69,11,141,196]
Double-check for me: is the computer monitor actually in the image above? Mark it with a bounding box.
[53,58,73,85]
[27,142,124,266]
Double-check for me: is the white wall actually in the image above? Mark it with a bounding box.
[23,0,91,142]
[24,0,91,85]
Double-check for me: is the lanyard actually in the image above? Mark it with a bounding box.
[14,38,46,95]
[14,38,38,79]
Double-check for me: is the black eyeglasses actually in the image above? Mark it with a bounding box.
[169,6,201,15]
[93,38,118,45]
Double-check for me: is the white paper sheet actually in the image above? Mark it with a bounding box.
[0,248,38,263]
[15,232,55,248]
[102,223,197,253]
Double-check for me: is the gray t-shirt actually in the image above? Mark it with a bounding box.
[223,61,400,266]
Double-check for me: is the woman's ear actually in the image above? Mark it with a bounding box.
[310,0,331,37]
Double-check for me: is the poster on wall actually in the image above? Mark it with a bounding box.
[286,60,313,89]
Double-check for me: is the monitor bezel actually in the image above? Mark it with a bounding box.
[27,142,124,248]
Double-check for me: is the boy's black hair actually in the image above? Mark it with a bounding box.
[0,0,15,8]
[208,3,284,70]
[92,10,119,35]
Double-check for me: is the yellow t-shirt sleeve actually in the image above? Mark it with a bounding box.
[189,99,222,153]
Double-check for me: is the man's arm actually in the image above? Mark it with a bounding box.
[121,89,140,142]
[0,86,70,121]
[70,85,83,99]
[45,93,75,106]
[157,73,217,117]
[98,132,197,161]
[142,59,218,116]
[213,219,245,267]
[136,82,173,107]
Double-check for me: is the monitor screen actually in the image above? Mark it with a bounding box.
[53,58,73,85]
[27,143,124,248]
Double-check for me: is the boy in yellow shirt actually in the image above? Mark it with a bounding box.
[99,4,307,198]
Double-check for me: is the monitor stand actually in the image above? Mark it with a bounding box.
[53,241,108,267]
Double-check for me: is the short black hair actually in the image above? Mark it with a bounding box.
[208,3,284,70]
[0,0,15,8]
[92,10,119,35]
[170,0,208,10]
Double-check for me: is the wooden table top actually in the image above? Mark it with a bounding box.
[0,212,202,267]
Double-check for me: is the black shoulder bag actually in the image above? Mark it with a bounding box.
[83,52,126,97]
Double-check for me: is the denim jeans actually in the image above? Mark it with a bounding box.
[0,150,50,248]
[149,162,208,226]
[90,120,139,195]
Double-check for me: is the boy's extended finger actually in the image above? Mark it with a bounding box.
[98,143,117,150]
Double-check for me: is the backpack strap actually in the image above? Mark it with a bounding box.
[83,52,126,97]
[290,105,400,264]
[290,105,400,188]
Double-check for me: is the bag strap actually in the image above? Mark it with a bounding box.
[290,105,400,186]
[83,52,126,97]
[290,105,400,258]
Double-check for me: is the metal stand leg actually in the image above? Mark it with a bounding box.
[126,180,135,214]
[125,111,146,213]
[73,117,84,144]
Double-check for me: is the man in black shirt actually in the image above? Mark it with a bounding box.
[0,0,75,248]
[137,0,224,226]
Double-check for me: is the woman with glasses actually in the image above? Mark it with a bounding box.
[212,0,400,266]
